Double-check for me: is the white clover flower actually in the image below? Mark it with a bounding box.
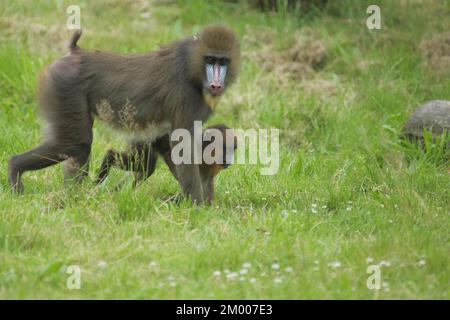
[274,277,283,284]
[328,261,341,269]
[226,272,238,280]
[148,261,157,268]
[284,267,294,273]
[378,260,391,267]
[249,277,257,283]
[97,260,107,268]
[239,269,248,275]
[243,262,251,269]
[213,270,221,277]
[271,263,280,270]
[418,259,426,267]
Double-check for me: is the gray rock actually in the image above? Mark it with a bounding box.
[403,100,450,140]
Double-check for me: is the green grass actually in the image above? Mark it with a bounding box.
[0,0,449,299]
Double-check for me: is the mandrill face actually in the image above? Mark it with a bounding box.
[188,24,240,100]
[203,54,230,96]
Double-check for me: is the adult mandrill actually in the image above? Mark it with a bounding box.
[8,24,240,204]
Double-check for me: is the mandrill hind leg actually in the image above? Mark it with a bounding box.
[8,99,93,192]
[8,141,91,193]
[63,145,92,184]
[61,115,93,184]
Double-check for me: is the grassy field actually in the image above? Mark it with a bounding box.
[0,0,449,299]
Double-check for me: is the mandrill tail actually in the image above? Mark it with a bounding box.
[69,29,82,53]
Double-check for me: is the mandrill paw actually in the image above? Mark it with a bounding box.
[10,180,24,194]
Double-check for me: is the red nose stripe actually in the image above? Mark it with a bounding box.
[213,63,221,83]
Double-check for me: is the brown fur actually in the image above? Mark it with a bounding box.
[8,24,240,204]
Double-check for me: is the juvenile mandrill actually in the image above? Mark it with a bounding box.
[96,124,238,203]
[8,24,240,203]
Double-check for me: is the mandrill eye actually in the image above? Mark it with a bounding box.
[218,58,230,66]
[204,56,215,64]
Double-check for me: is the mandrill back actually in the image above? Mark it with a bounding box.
[78,40,197,133]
